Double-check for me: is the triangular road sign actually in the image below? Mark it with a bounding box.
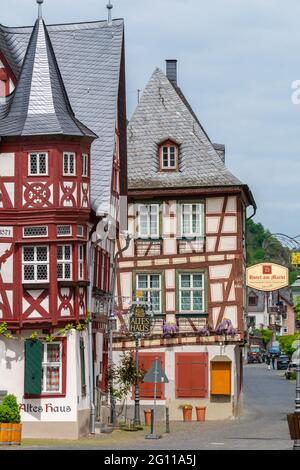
[143,358,169,384]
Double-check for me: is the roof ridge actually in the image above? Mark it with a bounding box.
[0,18,124,32]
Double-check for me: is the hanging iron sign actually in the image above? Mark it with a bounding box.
[129,304,153,336]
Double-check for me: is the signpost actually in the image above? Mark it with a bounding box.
[128,302,154,426]
[143,358,169,440]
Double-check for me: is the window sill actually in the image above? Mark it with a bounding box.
[176,313,208,318]
[24,393,66,399]
[22,283,50,289]
[57,281,77,288]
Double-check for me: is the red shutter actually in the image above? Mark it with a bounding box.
[176,353,208,398]
[133,353,165,400]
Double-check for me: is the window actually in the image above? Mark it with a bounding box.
[57,245,72,281]
[42,343,62,394]
[176,353,208,398]
[134,353,165,399]
[136,274,161,313]
[138,204,159,238]
[76,225,84,237]
[179,273,205,313]
[23,226,48,238]
[22,246,49,283]
[160,142,178,170]
[78,245,84,280]
[249,294,258,307]
[57,225,72,237]
[63,152,76,176]
[82,154,89,177]
[28,153,48,176]
[180,203,203,238]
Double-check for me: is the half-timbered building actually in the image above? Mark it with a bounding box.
[0,5,127,438]
[114,61,256,420]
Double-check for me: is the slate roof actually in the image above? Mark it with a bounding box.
[0,18,124,215]
[0,18,96,139]
[128,68,243,190]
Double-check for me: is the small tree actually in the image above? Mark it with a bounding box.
[106,353,146,420]
[294,296,300,323]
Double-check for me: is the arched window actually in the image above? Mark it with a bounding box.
[159,140,179,171]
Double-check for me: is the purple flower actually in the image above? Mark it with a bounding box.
[198,327,211,337]
[163,323,179,335]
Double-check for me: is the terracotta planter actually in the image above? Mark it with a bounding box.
[196,407,206,422]
[0,423,22,445]
[144,409,152,426]
[182,407,193,422]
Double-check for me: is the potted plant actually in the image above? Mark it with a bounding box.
[179,404,193,422]
[0,395,22,445]
[195,406,206,422]
[162,323,179,338]
[144,409,152,426]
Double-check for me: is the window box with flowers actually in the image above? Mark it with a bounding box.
[162,323,179,338]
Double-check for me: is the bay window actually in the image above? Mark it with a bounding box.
[63,152,76,176]
[28,153,48,176]
[22,246,49,283]
[57,245,72,280]
[179,273,205,313]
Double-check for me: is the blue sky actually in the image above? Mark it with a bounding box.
[2,0,300,236]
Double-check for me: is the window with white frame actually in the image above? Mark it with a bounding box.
[180,203,204,238]
[179,273,205,313]
[22,246,49,282]
[78,245,84,280]
[57,225,72,237]
[23,226,48,238]
[63,152,76,176]
[57,245,72,280]
[136,274,161,313]
[161,144,177,170]
[28,153,48,176]
[138,204,159,238]
[42,342,62,394]
[82,154,89,177]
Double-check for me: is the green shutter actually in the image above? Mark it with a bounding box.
[80,338,86,393]
[24,340,43,395]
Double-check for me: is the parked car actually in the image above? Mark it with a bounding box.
[285,362,298,380]
[277,354,290,370]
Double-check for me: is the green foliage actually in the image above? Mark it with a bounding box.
[107,353,146,401]
[29,332,39,342]
[0,395,21,424]
[253,328,273,347]
[278,333,300,358]
[246,219,297,284]
[294,296,300,322]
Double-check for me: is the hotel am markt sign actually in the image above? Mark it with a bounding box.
[246,263,289,292]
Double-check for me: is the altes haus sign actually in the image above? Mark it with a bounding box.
[246,263,289,292]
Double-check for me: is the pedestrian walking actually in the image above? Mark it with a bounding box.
[266,354,271,371]
[271,355,276,370]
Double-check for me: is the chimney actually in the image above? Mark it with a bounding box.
[166,60,178,85]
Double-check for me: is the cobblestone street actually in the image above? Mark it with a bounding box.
[7,364,296,451]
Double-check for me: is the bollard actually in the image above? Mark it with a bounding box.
[150,409,154,435]
[166,407,170,434]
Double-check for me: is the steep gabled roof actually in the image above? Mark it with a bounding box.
[128,68,243,190]
[0,19,124,215]
[0,18,95,139]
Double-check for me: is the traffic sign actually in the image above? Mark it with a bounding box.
[143,359,169,384]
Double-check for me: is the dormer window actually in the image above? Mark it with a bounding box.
[159,141,179,171]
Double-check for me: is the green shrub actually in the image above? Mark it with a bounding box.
[0,395,21,424]
[290,372,297,381]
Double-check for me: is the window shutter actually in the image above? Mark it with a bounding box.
[136,353,165,399]
[80,338,86,394]
[176,353,208,398]
[24,340,43,395]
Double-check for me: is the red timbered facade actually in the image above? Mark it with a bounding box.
[0,5,127,439]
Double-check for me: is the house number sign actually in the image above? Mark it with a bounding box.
[0,227,13,238]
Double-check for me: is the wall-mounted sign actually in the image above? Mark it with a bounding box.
[0,227,13,238]
[291,252,300,265]
[246,263,289,292]
[129,305,152,336]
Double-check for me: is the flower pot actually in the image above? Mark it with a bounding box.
[196,407,206,422]
[0,423,22,445]
[182,407,193,422]
[144,409,152,426]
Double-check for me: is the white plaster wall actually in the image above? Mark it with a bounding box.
[0,153,15,176]
[0,330,81,423]
[0,243,13,282]
[206,198,224,214]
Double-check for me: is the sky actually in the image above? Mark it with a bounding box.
[1,0,300,236]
